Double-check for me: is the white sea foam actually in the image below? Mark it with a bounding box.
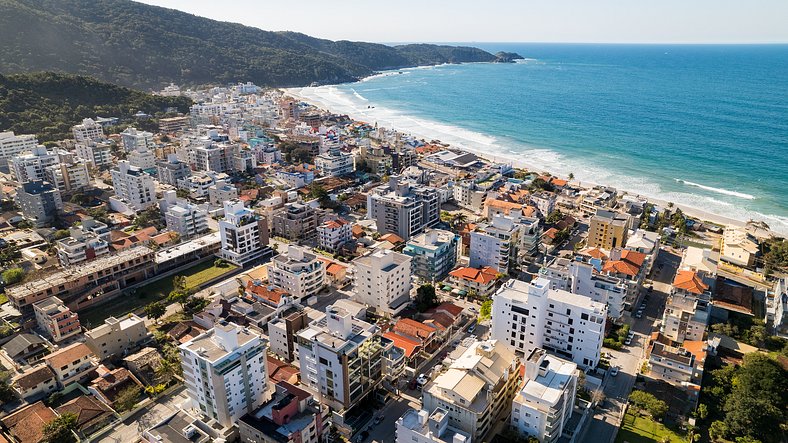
[674,179,755,200]
[287,84,788,235]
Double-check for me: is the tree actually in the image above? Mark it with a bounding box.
[173,275,187,292]
[546,210,564,225]
[144,301,166,324]
[568,173,574,181]
[415,284,438,312]
[0,372,16,403]
[2,267,25,285]
[167,289,189,310]
[591,388,606,405]
[42,413,78,443]
[52,229,71,240]
[479,299,492,321]
[114,385,141,412]
[709,420,728,442]
[696,403,709,421]
[629,390,667,419]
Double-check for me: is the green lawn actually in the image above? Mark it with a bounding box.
[0,293,7,305]
[79,261,238,327]
[616,411,685,443]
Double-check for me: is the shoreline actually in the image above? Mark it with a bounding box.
[284,87,766,236]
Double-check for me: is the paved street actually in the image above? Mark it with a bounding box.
[579,247,680,443]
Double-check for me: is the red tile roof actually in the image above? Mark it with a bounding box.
[45,342,94,370]
[394,318,437,340]
[380,233,405,244]
[449,266,498,284]
[383,331,421,358]
[323,218,349,229]
[246,281,288,305]
[672,270,709,294]
[1,401,56,443]
[580,247,608,260]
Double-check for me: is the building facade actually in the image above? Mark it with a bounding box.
[353,249,412,317]
[403,229,460,282]
[218,200,268,266]
[110,160,157,212]
[33,296,81,343]
[367,176,440,240]
[269,245,326,299]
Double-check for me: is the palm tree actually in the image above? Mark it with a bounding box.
[452,213,468,230]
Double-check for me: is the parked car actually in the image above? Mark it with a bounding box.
[634,311,643,319]
[416,373,429,386]
[624,338,632,346]
[467,324,476,334]
[374,416,383,425]
[610,366,619,377]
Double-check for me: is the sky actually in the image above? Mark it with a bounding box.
[135,0,788,44]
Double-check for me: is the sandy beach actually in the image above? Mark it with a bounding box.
[285,88,754,234]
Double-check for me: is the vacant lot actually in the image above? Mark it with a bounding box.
[80,261,238,327]
[616,411,684,443]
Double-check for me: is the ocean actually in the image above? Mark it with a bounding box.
[292,44,788,234]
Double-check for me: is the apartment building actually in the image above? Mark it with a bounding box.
[421,340,521,442]
[296,305,384,423]
[218,200,268,266]
[396,408,471,443]
[403,229,460,282]
[469,215,520,273]
[128,145,157,171]
[45,160,91,193]
[56,227,110,266]
[511,349,578,443]
[765,277,788,336]
[110,160,157,212]
[530,192,556,218]
[588,209,630,250]
[367,176,440,240]
[120,127,155,152]
[720,227,759,268]
[0,131,38,167]
[159,116,190,133]
[269,245,325,299]
[157,154,192,186]
[647,341,705,386]
[353,249,412,317]
[15,181,63,227]
[519,216,543,257]
[453,180,488,213]
[271,202,318,241]
[163,194,209,238]
[317,218,352,252]
[6,245,156,316]
[315,146,354,177]
[180,321,271,428]
[11,145,59,183]
[239,382,328,443]
[84,314,151,360]
[661,282,710,343]
[208,179,239,206]
[72,118,105,144]
[33,296,81,343]
[540,258,628,320]
[268,309,310,362]
[75,140,113,168]
[491,278,607,368]
[177,171,228,199]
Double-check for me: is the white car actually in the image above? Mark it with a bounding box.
[624,338,632,346]
[416,374,429,386]
[610,366,619,377]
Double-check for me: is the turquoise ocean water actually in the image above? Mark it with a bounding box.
[293,44,788,234]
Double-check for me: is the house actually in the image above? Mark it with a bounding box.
[448,266,499,298]
[44,342,98,387]
[0,401,57,443]
[88,366,145,409]
[84,314,151,360]
[12,365,57,401]
[1,333,47,368]
[55,395,115,435]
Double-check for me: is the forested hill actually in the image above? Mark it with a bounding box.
[0,72,192,142]
[0,0,499,90]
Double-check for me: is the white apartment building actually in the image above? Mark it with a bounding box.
[511,349,578,443]
[661,292,710,343]
[491,278,607,369]
[296,305,384,415]
[403,229,461,282]
[530,192,556,218]
[469,215,520,273]
[177,171,228,199]
[75,141,113,168]
[208,179,239,207]
[157,154,192,186]
[269,245,326,299]
[316,218,352,252]
[33,296,81,343]
[0,131,38,167]
[164,201,209,239]
[367,176,440,240]
[11,146,59,183]
[352,249,412,317]
[180,321,271,428]
[519,216,543,257]
[128,146,157,171]
[422,340,521,442]
[453,180,487,213]
[45,160,91,193]
[110,160,157,212]
[396,408,471,443]
[120,127,155,152]
[540,258,628,320]
[56,227,110,266]
[218,200,268,266]
[72,118,105,143]
[315,147,354,177]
